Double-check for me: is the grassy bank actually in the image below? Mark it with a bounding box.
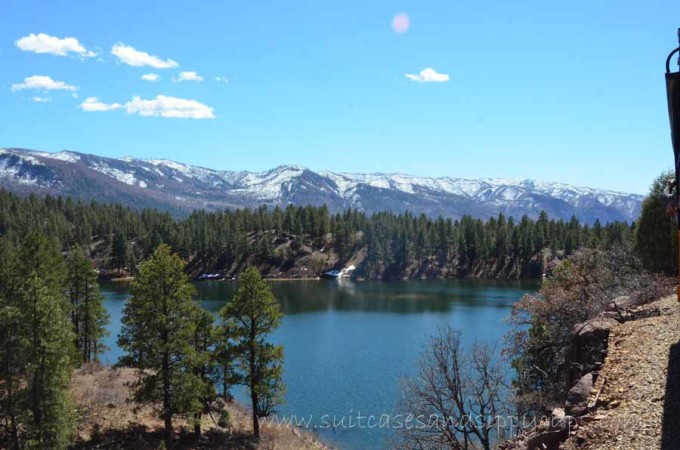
[70,366,329,450]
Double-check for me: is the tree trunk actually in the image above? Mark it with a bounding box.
[161,274,172,448]
[72,275,80,353]
[83,279,90,363]
[6,331,20,450]
[194,413,201,439]
[249,317,260,438]
[251,390,260,438]
[33,347,46,441]
[164,413,173,447]
[163,350,172,447]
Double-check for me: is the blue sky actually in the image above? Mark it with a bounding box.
[1,0,679,194]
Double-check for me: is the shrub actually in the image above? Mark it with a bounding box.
[507,246,673,417]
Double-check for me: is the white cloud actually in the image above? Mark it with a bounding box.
[32,96,50,102]
[111,43,178,69]
[173,71,203,82]
[79,97,123,112]
[11,75,78,92]
[125,95,215,119]
[15,33,97,57]
[405,68,449,83]
[215,76,229,83]
[141,73,160,82]
[77,94,215,119]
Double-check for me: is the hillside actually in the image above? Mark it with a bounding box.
[0,148,642,223]
[0,188,635,282]
[70,366,328,450]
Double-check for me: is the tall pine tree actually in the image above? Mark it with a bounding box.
[66,247,110,364]
[0,238,21,449]
[216,267,285,438]
[0,234,77,449]
[118,244,212,447]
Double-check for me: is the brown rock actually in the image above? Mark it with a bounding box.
[569,317,618,386]
[608,295,633,310]
[526,429,569,450]
[565,373,594,417]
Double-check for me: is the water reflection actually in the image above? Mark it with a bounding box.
[182,278,538,315]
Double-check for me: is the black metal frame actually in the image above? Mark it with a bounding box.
[665,29,680,300]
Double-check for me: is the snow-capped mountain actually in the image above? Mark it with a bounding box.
[0,148,643,223]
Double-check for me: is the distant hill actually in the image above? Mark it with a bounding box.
[0,147,643,223]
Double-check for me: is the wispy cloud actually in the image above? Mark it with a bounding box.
[32,96,50,103]
[111,43,178,69]
[141,73,160,82]
[215,76,229,84]
[11,75,78,92]
[126,95,214,118]
[173,71,203,82]
[405,68,449,83]
[79,97,122,112]
[16,33,97,57]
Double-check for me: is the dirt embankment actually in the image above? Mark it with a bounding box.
[560,295,680,450]
[500,294,680,450]
[70,366,328,450]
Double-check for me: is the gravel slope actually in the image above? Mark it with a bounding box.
[562,295,680,450]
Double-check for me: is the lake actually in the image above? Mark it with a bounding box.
[100,279,538,450]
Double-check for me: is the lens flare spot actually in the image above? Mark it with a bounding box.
[392,13,410,34]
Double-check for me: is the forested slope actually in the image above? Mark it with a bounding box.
[0,190,634,280]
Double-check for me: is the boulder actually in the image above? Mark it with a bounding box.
[607,295,633,311]
[571,317,618,340]
[525,429,567,450]
[497,408,576,450]
[569,317,617,385]
[565,373,594,417]
[550,407,576,432]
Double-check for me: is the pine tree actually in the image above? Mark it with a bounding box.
[14,234,76,449]
[190,308,216,438]
[20,275,76,449]
[66,247,110,364]
[0,237,21,449]
[118,244,211,447]
[213,324,238,402]
[216,267,285,438]
[635,172,678,274]
[111,230,127,274]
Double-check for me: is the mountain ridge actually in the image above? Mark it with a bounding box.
[0,147,643,223]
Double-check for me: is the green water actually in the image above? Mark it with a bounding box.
[100,278,538,450]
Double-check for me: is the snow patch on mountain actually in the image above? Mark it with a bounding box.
[0,148,52,186]
[0,149,44,167]
[233,165,306,199]
[89,161,138,186]
[142,158,231,187]
[36,151,81,163]
[0,160,39,185]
